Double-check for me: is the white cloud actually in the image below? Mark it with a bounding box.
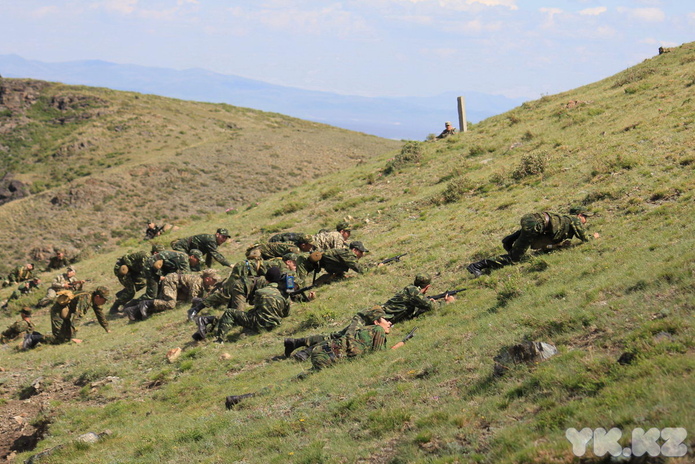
[617,7,665,22]
[371,0,517,10]
[579,7,607,16]
[539,7,563,28]
[687,12,695,26]
[467,0,518,10]
[98,0,138,15]
[31,6,60,17]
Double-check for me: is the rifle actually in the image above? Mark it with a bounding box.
[401,327,417,344]
[288,284,314,296]
[428,288,466,300]
[379,253,408,265]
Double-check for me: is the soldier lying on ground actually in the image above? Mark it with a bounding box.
[312,241,371,286]
[466,206,600,277]
[1,278,41,310]
[224,314,412,408]
[2,263,34,288]
[1,307,35,347]
[284,274,454,360]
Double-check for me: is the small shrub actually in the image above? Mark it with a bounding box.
[272,201,306,217]
[320,186,341,200]
[383,141,423,175]
[438,177,473,204]
[511,154,547,180]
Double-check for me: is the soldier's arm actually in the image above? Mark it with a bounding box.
[93,304,110,332]
[209,250,232,268]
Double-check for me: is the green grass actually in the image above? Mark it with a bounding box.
[1,43,694,463]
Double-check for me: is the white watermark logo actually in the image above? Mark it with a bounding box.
[566,427,687,457]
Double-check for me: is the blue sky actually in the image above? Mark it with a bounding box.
[2,0,693,99]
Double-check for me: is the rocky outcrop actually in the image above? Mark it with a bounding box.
[0,175,29,206]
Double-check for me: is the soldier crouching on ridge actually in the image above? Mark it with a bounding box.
[2,263,35,288]
[466,206,600,278]
[224,313,413,409]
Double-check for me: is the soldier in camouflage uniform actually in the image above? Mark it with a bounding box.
[312,221,351,251]
[45,250,70,272]
[195,267,290,343]
[37,266,85,307]
[466,206,599,277]
[436,121,456,139]
[313,241,369,286]
[225,316,407,408]
[110,246,161,314]
[171,228,233,268]
[1,308,35,344]
[2,263,35,287]
[141,250,197,300]
[249,235,314,261]
[127,269,220,320]
[47,286,111,344]
[284,275,453,359]
[1,278,41,310]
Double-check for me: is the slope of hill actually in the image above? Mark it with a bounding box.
[0,43,693,463]
[0,78,400,274]
[0,54,526,140]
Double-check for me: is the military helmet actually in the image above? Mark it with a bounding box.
[349,241,369,253]
[217,228,231,237]
[569,205,592,216]
[414,274,432,288]
[20,307,32,317]
[94,286,110,300]
[189,249,204,261]
[282,252,298,262]
[336,221,351,232]
[297,234,314,245]
[359,306,386,323]
[151,243,165,253]
[201,268,219,281]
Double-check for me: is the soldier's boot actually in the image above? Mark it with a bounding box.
[192,315,217,341]
[284,337,309,358]
[291,347,312,362]
[466,259,503,278]
[225,393,255,409]
[123,303,138,321]
[501,230,522,254]
[138,300,154,320]
[108,301,121,315]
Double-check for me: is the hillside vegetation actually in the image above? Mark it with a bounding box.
[1,43,694,463]
[0,78,400,273]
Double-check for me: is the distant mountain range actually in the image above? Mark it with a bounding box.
[0,54,526,140]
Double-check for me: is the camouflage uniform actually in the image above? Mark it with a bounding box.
[46,255,70,272]
[317,248,365,280]
[171,234,231,268]
[204,275,269,311]
[113,251,149,308]
[152,273,210,313]
[382,284,442,324]
[37,272,81,307]
[310,325,387,370]
[3,279,41,309]
[3,265,34,287]
[143,251,191,299]
[49,290,109,344]
[312,231,347,251]
[214,283,290,339]
[467,210,592,276]
[254,242,300,260]
[1,317,35,344]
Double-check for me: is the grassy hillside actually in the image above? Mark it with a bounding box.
[1,43,693,463]
[0,78,400,274]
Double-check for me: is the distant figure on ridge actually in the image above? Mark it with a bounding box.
[436,121,457,139]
